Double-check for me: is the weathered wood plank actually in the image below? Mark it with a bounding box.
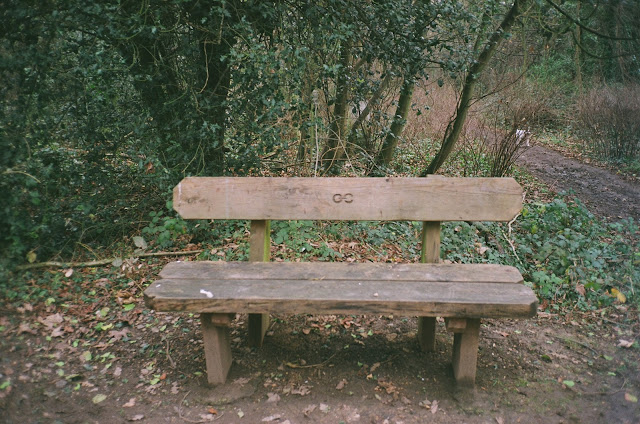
[145,279,537,318]
[248,220,271,348]
[452,318,481,387]
[249,220,271,262]
[445,317,468,333]
[159,261,524,284]
[420,221,441,264]
[173,177,523,221]
[200,313,233,385]
[418,221,440,352]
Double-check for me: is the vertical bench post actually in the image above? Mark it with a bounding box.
[248,219,271,347]
[200,313,233,385]
[418,221,440,352]
[451,318,481,386]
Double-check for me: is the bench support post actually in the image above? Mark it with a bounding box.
[418,221,440,352]
[200,313,233,385]
[248,220,271,348]
[451,318,481,386]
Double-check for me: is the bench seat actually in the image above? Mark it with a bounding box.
[146,261,537,318]
[145,261,536,386]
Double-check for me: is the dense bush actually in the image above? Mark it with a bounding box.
[577,85,640,162]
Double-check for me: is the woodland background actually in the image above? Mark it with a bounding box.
[1,0,639,310]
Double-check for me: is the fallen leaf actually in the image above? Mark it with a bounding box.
[237,410,244,418]
[51,327,65,338]
[266,392,280,403]
[109,329,129,341]
[64,268,74,278]
[303,404,317,416]
[563,380,575,388]
[27,251,37,263]
[475,245,489,255]
[618,339,634,348]
[123,398,136,408]
[319,403,330,414]
[431,399,439,414]
[610,288,626,303]
[335,379,347,390]
[92,394,107,404]
[625,393,638,403]
[40,313,64,328]
[128,414,144,421]
[370,362,381,373]
[133,236,147,250]
[233,377,250,386]
[208,407,218,415]
[291,385,311,396]
[261,414,282,422]
[17,323,37,335]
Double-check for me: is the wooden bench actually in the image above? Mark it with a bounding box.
[144,177,537,387]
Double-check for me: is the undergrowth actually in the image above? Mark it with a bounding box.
[3,194,637,314]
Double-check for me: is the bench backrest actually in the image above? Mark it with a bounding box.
[173,176,522,263]
[173,177,523,222]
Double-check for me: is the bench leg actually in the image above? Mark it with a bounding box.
[451,318,480,387]
[417,317,436,352]
[248,313,269,348]
[200,313,233,385]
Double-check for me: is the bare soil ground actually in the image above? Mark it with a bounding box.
[1,308,639,424]
[1,145,639,424]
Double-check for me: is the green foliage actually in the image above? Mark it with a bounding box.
[141,206,188,249]
[514,197,639,308]
[271,221,340,261]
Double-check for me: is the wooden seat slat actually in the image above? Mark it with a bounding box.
[145,277,537,318]
[159,261,524,284]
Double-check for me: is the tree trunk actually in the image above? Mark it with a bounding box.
[574,0,583,94]
[189,2,235,175]
[376,78,414,167]
[346,72,392,156]
[420,0,527,176]
[321,39,352,172]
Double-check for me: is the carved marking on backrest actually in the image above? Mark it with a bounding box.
[332,193,354,204]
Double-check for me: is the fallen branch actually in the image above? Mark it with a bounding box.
[15,250,205,271]
[549,334,599,356]
[285,352,339,369]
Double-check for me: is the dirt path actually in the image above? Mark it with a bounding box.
[517,145,640,221]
